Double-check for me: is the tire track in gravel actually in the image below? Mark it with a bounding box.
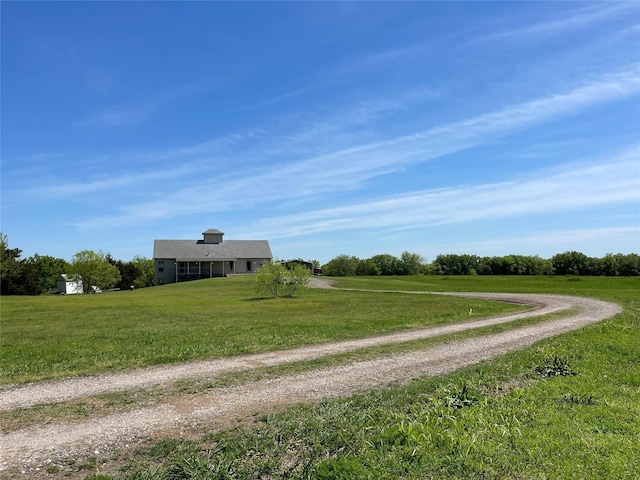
[0,288,622,472]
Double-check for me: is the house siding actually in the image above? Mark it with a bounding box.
[154,258,176,285]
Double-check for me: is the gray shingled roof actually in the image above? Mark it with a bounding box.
[153,239,272,261]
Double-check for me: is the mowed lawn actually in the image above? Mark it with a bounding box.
[0,275,524,384]
[330,273,640,302]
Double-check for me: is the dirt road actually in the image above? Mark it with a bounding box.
[0,283,621,473]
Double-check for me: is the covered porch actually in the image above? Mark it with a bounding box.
[175,260,236,282]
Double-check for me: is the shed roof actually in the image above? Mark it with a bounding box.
[58,273,82,281]
[153,239,272,261]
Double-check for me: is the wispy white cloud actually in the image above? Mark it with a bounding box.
[252,67,640,188]
[329,42,428,77]
[76,78,224,128]
[66,68,640,231]
[478,3,637,43]
[13,87,438,204]
[246,41,434,110]
[244,81,328,110]
[243,151,640,240]
[25,164,203,199]
[80,101,158,127]
[457,226,640,252]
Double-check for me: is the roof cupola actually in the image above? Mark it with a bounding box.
[202,229,224,244]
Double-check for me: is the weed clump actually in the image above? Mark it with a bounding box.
[436,382,481,409]
[561,393,595,405]
[535,355,575,377]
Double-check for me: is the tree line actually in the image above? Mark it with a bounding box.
[1,233,154,295]
[322,252,426,276]
[322,251,640,277]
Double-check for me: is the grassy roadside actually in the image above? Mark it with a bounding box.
[4,275,637,479]
[1,276,523,384]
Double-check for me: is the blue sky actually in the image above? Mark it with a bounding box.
[2,1,639,264]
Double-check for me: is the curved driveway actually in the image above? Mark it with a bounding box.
[0,289,622,472]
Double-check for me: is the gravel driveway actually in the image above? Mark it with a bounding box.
[0,281,622,474]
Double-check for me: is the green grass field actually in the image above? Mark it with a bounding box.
[1,275,523,384]
[104,275,639,480]
[330,273,639,301]
[2,275,638,479]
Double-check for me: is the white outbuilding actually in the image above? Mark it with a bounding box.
[56,274,83,295]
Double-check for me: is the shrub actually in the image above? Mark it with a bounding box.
[255,261,311,297]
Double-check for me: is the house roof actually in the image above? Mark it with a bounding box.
[202,229,224,235]
[153,239,272,261]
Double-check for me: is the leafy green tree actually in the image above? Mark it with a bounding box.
[370,254,402,275]
[19,261,41,295]
[107,255,155,289]
[256,261,312,298]
[400,251,425,275]
[27,254,68,292]
[115,260,143,290]
[323,254,360,276]
[527,255,552,275]
[619,253,640,276]
[0,233,23,295]
[356,259,381,276]
[0,234,47,295]
[475,255,553,275]
[69,250,121,293]
[552,251,594,276]
[432,254,481,275]
[256,260,287,297]
[132,256,155,287]
[599,253,640,276]
[600,253,621,276]
[282,263,311,297]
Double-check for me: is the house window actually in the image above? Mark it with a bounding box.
[158,261,164,273]
[247,261,252,271]
[178,262,188,274]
